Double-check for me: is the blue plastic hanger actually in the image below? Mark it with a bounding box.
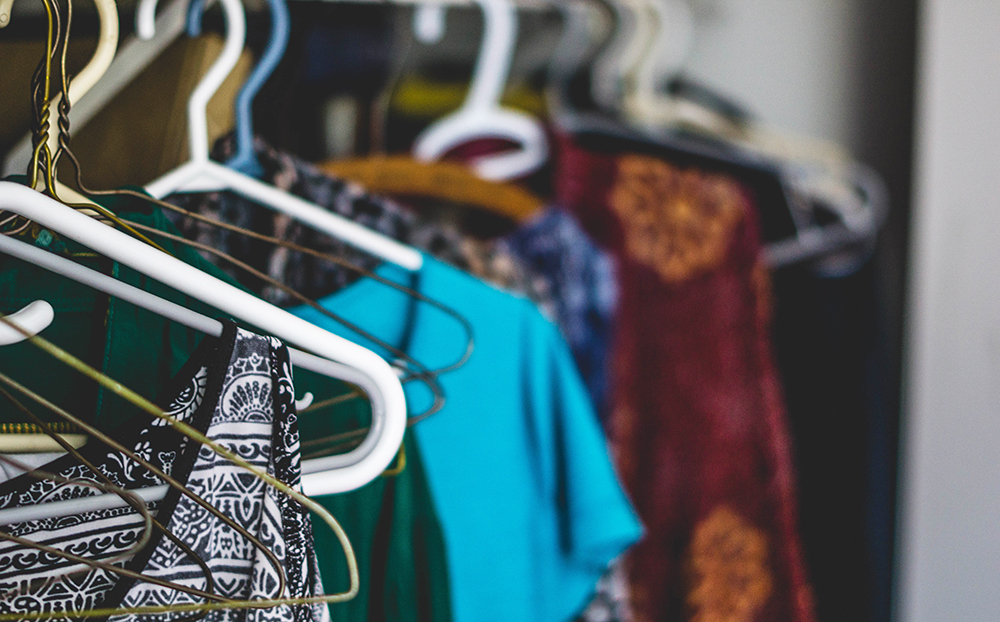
[186,0,289,177]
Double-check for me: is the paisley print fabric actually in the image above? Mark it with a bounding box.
[0,323,325,622]
[164,135,472,306]
[164,134,547,314]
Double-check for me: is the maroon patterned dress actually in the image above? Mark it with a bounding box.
[554,131,816,622]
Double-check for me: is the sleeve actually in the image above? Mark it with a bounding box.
[525,305,644,570]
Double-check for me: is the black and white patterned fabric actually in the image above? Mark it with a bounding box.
[0,322,327,622]
[165,135,473,306]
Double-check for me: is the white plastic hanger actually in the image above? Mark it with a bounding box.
[0,231,400,523]
[0,301,54,346]
[545,0,610,117]
[0,181,407,496]
[136,0,423,271]
[410,0,547,181]
[0,234,391,474]
[622,0,702,127]
[580,0,888,271]
[589,0,650,113]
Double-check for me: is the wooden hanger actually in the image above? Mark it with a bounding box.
[320,155,544,222]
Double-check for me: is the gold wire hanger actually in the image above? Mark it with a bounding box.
[0,0,162,454]
[0,10,376,611]
[0,415,228,615]
[0,224,440,470]
[0,387,164,590]
[55,165,474,437]
[0,323,232,609]
[17,0,472,457]
[18,12,461,438]
[0,0,164,252]
[30,0,476,422]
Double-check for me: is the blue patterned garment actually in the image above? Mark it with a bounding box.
[498,206,618,420]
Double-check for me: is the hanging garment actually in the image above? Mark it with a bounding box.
[316,157,631,622]
[0,191,454,622]
[289,253,643,622]
[296,430,452,622]
[0,320,327,622]
[553,132,816,622]
[400,204,629,622]
[297,187,632,622]
[164,134,541,307]
[162,139,631,622]
[495,212,626,622]
[496,206,617,421]
[294,357,453,622]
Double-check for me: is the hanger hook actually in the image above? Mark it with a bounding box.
[4,0,119,206]
[2,0,120,131]
[412,0,548,180]
[186,0,290,176]
[0,0,13,27]
[0,301,54,346]
[137,0,246,163]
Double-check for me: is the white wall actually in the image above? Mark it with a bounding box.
[898,0,1000,620]
[682,0,861,144]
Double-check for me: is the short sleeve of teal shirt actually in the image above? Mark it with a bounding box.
[290,254,642,622]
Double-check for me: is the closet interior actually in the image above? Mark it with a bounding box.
[0,0,916,621]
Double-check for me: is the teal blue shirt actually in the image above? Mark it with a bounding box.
[291,255,642,622]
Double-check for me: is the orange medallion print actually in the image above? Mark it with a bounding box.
[686,506,773,622]
[609,155,745,283]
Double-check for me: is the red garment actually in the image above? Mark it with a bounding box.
[554,132,816,622]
